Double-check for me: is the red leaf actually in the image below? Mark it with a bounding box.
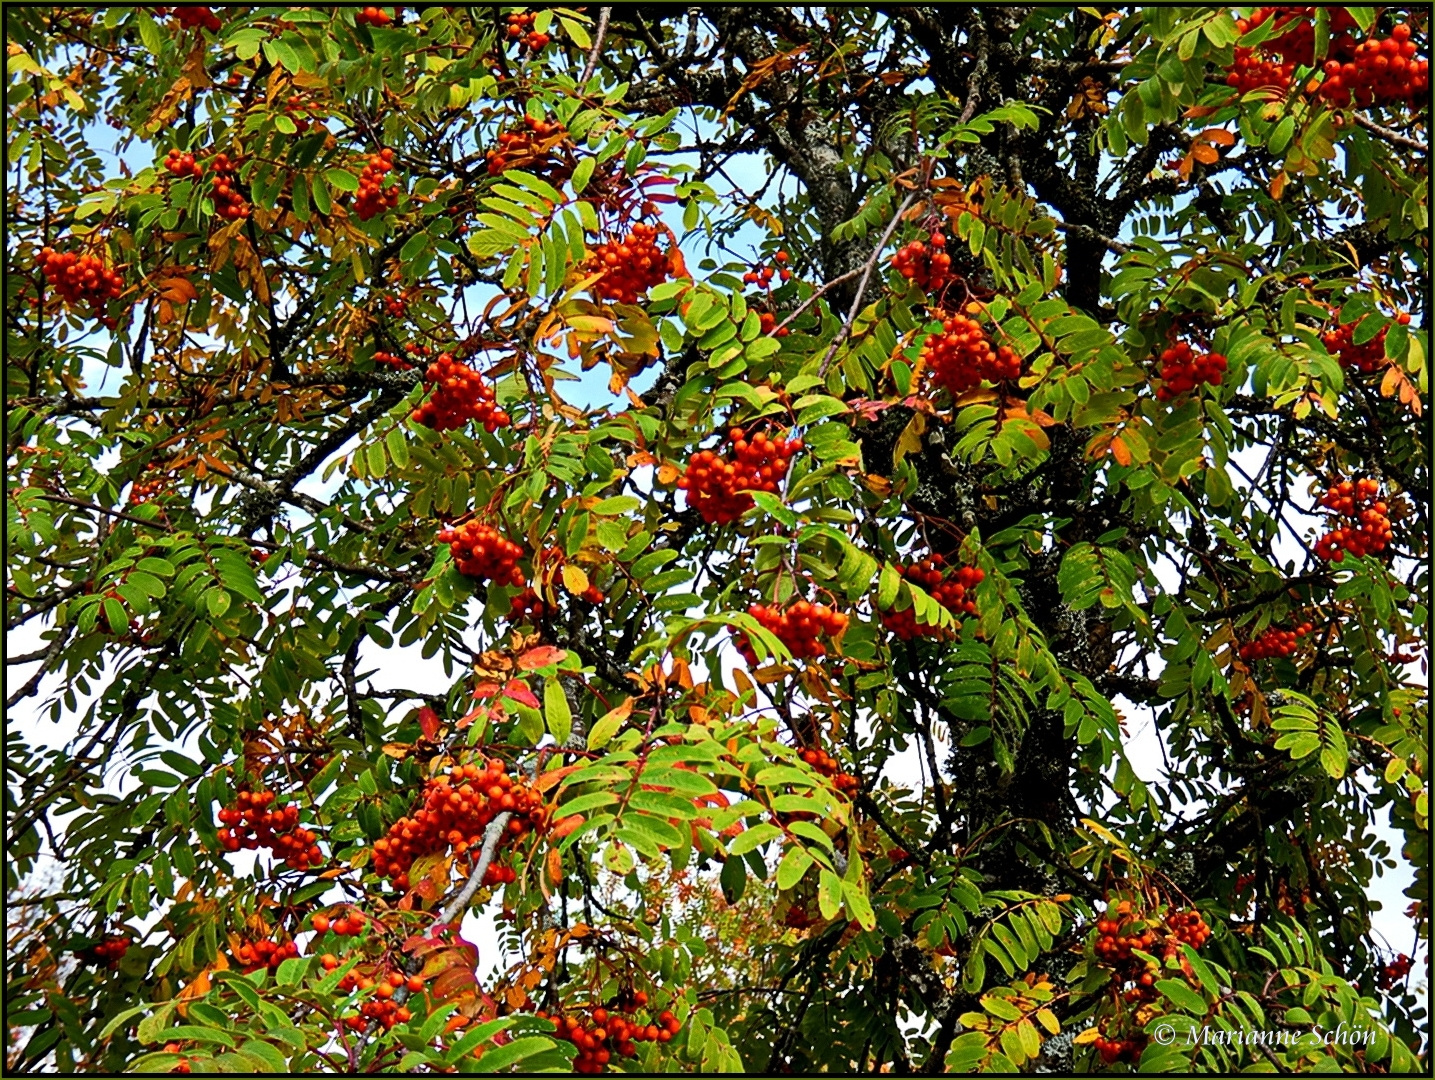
[473,681,502,700]
[417,706,441,741]
[502,679,540,709]
[517,646,567,671]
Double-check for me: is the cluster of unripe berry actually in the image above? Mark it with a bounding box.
[355,148,401,221]
[1322,313,1403,374]
[1226,9,1427,107]
[742,249,792,289]
[411,352,511,432]
[676,428,802,525]
[162,5,222,32]
[371,759,549,891]
[587,223,672,305]
[505,11,551,51]
[891,231,954,296]
[798,746,860,796]
[920,313,1021,396]
[736,600,849,664]
[536,994,680,1074]
[354,6,394,27]
[1156,341,1227,400]
[1315,478,1393,562]
[438,521,526,585]
[215,789,325,871]
[486,116,567,177]
[38,247,124,317]
[881,556,984,640]
[1239,621,1315,661]
[231,937,300,974]
[207,152,251,221]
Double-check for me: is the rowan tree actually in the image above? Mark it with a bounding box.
[4,5,1430,1074]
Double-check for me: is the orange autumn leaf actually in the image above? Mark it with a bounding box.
[156,276,199,303]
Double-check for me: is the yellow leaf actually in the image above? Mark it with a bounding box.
[1073,1027,1101,1046]
[156,276,198,304]
[892,411,926,468]
[1270,170,1288,200]
[561,564,589,595]
[656,463,680,485]
[1110,434,1132,466]
[546,846,563,886]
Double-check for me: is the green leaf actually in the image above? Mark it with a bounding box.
[325,168,359,193]
[726,822,781,856]
[544,678,572,745]
[776,845,813,890]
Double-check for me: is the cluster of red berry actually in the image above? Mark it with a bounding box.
[371,760,549,891]
[742,249,792,289]
[536,995,680,1074]
[438,521,526,585]
[505,11,551,51]
[162,148,204,180]
[676,428,802,525]
[1239,621,1315,661]
[38,247,124,316]
[128,476,168,505]
[487,116,567,177]
[355,6,394,27]
[508,587,551,623]
[920,313,1021,396]
[1315,478,1393,562]
[1226,9,1428,107]
[373,350,411,370]
[279,93,323,134]
[312,910,368,938]
[881,556,984,640]
[757,311,791,338]
[1156,341,1227,400]
[208,152,250,221]
[215,789,325,870]
[89,935,131,967]
[167,5,222,32]
[231,937,300,974]
[587,223,673,305]
[1092,1029,1146,1066]
[1377,953,1413,990]
[892,231,954,296]
[798,746,859,796]
[736,600,849,664]
[411,352,511,431]
[331,965,424,1032]
[1321,313,1401,374]
[355,148,401,221]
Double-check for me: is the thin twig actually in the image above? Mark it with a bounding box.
[579,7,612,85]
[815,191,918,378]
[770,265,863,336]
[1352,112,1429,153]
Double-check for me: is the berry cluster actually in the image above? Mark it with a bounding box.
[279,93,323,135]
[208,152,250,221]
[330,964,423,1032]
[508,587,551,623]
[743,249,792,289]
[881,556,984,640]
[892,231,954,296]
[128,476,168,505]
[373,350,412,370]
[231,937,300,974]
[89,935,131,967]
[355,6,393,27]
[736,600,849,664]
[1239,621,1315,661]
[1092,1029,1146,1066]
[411,352,510,432]
[371,759,549,891]
[505,12,551,51]
[1378,953,1413,990]
[1322,315,1393,374]
[38,247,124,316]
[1315,478,1393,562]
[1227,9,1428,107]
[170,5,222,32]
[920,314,1021,396]
[312,910,367,938]
[676,428,802,525]
[798,747,859,796]
[162,148,204,180]
[757,311,790,338]
[162,1042,193,1073]
[1093,901,1212,1008]
[215,789,325,870]
[438,521,526,585]
[355,148,400,221]
[587,223,672,305]
[1156,342,1227,400]
[487,116,567,177]
[536,995,680,1074]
